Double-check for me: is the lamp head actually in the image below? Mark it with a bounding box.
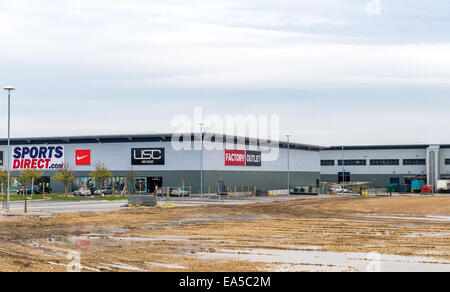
[3,86,15,92]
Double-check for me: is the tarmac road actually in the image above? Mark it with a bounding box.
[8,199,128,213]
[5,195,328,213]
[5,193,404,214]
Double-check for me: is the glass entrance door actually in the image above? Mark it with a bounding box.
[134,177,147,194]
[147,177,163,194]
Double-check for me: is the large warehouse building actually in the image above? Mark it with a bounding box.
[320,144,450,190]
[0,133,322,194]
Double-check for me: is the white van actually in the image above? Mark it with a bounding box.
[437,180,450,193]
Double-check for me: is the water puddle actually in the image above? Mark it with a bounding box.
[197,248,450,272]
[100,262,147,272]
[403,232,450,238]
[146,262,187,270]
[367,214,450,222]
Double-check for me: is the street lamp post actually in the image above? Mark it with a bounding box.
[342,145,345,194]
[199,122,204,200]
[286,134,291,196]
[3,86,15,212]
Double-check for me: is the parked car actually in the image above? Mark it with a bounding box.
[17,187,39,195]
[94,187,113,196]
[170,187,189,197]
[156,187,168,196]
[330,186,348,193]
[73,188,93,196]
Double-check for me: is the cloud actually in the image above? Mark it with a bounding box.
[0,0,449,144]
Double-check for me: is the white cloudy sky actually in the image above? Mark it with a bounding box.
[0,0,449,146]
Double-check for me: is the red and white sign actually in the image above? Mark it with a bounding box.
[225,149,246,166]
[75,150,91,165]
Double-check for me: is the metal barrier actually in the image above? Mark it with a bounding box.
[127,195,157,207]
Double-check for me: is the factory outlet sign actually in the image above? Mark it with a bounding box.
[75,149,91,166]
[12,145,65,170]
[131,148,165,165]
[225,149,261,167]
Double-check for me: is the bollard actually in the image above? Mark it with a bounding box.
[167,187,170,201]
[208,186,211,199]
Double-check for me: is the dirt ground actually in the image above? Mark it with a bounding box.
[0,195,449,272]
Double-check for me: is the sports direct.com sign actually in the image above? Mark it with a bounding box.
[12,145,65,170]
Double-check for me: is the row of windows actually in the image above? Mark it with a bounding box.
[403,159,426,165]
[370,159,400,166]
[321,159,430,166]
[338,160,367,166]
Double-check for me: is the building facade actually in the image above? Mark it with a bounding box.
[320,145,450,189]
[0,133,321,194]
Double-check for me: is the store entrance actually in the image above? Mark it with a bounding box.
[37,176,51,193]
[338,172,350,183]
[134,177,147,194]
[147,177,163,193]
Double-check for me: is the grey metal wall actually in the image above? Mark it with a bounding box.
[1,139,320,194]
[46,170,319,194]
[321,173,420,188]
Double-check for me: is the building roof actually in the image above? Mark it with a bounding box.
[0,133,325,151]
[322,144,435,151]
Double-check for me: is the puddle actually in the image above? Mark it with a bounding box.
[403,232,450,238]
[367,214,450,222]
[89,226,130,234]
[197,248,450,272]
[146,262,187,270]
[167,214,268,228]
[100,262,147,272]
[425,216,450,222]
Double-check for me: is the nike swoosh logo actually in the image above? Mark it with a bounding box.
[77,155,89,160]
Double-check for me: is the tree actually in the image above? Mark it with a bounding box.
[125,167,138,194]
[53,163,76,198]
[18,169,43,197]
[0,169,7,199]
[90,163,112,196]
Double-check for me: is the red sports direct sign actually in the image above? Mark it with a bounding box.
[12,145,65,170]
[75,150,91,165]
[225,149,246,166]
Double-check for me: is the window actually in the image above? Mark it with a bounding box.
[446,159,450,165]
[321,160,335,166]
[338,160,367,166]
[403,159,426,165]
[370,159,399,166]
[338,172,350,183]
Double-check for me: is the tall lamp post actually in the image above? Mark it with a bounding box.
[286,134,291,196]
[199,122,204,200]
[3,86,15,212]
[341,145,345,194]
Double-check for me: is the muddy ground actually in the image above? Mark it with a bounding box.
[0,195,449,272]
